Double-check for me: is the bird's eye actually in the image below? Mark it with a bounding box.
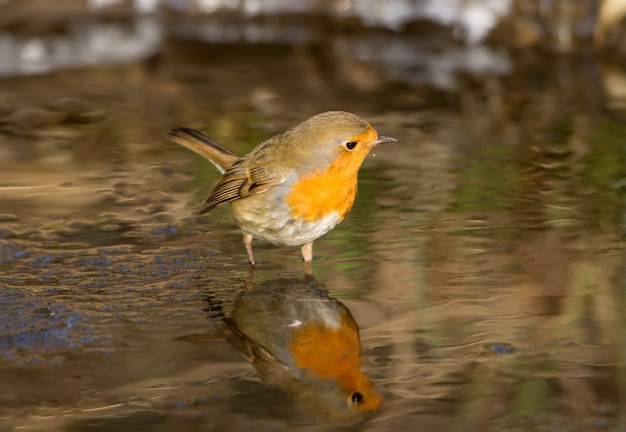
[345,141,358,150]
[350,392,364,405]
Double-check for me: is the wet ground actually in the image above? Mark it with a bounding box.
[1,3,626,432]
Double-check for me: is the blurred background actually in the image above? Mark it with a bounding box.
[1,1,626,431]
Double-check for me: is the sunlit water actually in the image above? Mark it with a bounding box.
[1,11,626,432]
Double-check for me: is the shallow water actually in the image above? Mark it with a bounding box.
[1,5,626,432]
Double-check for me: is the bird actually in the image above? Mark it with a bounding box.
[164,111,396,266]
[222,275,383,423]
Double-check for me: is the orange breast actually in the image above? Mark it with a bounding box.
[286,149,365,222]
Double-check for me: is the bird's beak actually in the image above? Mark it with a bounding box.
[374,135,397,145]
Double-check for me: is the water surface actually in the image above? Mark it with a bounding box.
[1,6,626,432]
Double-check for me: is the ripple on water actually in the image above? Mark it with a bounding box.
[0,290,106,366]
[0,239,239,367]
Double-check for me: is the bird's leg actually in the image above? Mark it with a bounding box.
[301,242,313,262]
[243,232,256,265]
[302,242,313,276]
[301,242,314,276]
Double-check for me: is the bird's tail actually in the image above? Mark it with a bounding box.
[164,127,239,173]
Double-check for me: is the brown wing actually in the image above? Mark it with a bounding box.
[198,160,284,214]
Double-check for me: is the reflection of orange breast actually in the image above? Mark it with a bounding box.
[288,311,383,412]
[286,151,362,222]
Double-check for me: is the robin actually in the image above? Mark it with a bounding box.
[222,276,383,423]
[164,111,396,265]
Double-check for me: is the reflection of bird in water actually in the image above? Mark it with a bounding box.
[223,275,382,423]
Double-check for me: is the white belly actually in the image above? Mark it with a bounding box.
[230,196,342,246]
